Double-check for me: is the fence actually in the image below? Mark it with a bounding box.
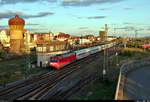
[115,57,150,100]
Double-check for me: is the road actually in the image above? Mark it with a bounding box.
[123,66,150,100]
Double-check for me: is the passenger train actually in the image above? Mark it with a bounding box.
[49,42,117,70]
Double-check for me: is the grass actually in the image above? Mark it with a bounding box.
[120,48,150,61]
[72,52,120,100]
[72,47,150,100]
[0,58,46,86]
[74,80,118,100]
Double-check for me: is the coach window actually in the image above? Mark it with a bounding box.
[79,53,85,56]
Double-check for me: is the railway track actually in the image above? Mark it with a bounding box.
[16,50,105,100]
[0,50,98,97]
[18,47,120,100]
[0,46,120,101]
[49,73,98,100]
[46,48,121,100]
[18,68,81,100]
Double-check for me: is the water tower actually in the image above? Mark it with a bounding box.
[8,15,25,53]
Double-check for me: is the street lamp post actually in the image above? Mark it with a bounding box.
[103,48,107,81]
[102,66,106,81]
[116,52,119,66]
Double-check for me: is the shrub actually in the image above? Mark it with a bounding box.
[120,50,134,57]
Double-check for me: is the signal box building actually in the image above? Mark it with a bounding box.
[36,41,71,67]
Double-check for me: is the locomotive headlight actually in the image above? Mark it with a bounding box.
[52,63,57,65]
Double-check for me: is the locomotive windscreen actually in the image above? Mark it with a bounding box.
[50,58,58,62]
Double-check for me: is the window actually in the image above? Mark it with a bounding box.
[60,45,63,50]
[62,45,65,49]
[56,45,59,51]
[37,47,42,52]
[50,59,58,62]
[49,46,54,51]
[79,52,86,56]
[59,45,61,50]
[43,47,46,52]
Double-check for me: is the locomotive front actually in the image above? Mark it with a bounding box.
[49,56,60,70]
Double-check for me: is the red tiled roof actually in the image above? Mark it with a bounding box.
[23,29,27,33]
[31,33,49,35]
[58,34,70,38]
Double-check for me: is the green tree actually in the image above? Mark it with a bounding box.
[0,43,4,58]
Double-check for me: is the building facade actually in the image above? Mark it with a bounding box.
[57,33,70,41]
[0,29,10,47]
[30,32,53,43]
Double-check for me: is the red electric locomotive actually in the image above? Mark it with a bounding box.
[142,44,150,49]
[49,52,76,70]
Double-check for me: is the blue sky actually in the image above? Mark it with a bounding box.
[0,0,150,37]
